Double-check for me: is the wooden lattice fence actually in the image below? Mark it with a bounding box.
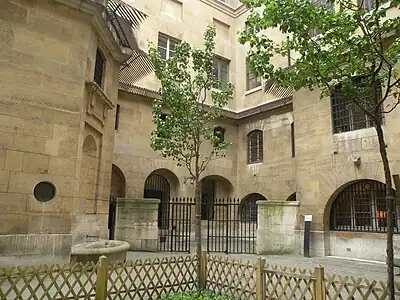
[206,255,256,299]
[0,255,197,300]
[1,253,400,300]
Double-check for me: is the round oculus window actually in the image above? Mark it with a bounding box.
[34,182,56,202]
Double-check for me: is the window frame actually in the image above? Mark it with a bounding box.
[246,60,262,91]
[247,130,263,164]
[94,48,106,88]
[213,126,226,146]
[158,33,180,60]
[213,56,230,89]
[330,76,383,134]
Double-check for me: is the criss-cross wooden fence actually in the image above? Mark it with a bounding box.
[1,253,400,300]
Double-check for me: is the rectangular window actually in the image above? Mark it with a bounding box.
[291,122,295,158]
[331,76,382,134]
[213,57,229,89]
[246,61,262,91]
[94,48,105,87]
[115,104,120,130]
[158,33,180,60]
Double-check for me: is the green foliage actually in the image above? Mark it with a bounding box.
[239,0,400,114]
[161,291,234,300]
[148,25,234,179]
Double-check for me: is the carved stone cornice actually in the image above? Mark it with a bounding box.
[86,81,116,127]
[55,0,132,62]
[199,0,247,18]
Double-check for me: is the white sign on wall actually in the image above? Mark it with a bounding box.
[304,215,312,222]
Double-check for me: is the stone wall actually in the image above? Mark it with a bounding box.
[0,0,122,262]
[257,200,300,255]
[114,198,160,251]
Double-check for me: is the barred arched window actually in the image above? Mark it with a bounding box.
[330,180,399,233]
[247,130,263,164]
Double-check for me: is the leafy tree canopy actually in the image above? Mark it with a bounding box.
[148,25,234,179]
[239,0,400,109]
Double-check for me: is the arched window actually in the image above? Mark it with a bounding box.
[240,193,266,222]
[330,180,399,233]
[94,48,106,87]
[247,130,263,164]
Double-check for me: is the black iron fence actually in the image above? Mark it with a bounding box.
[158,198,258,254]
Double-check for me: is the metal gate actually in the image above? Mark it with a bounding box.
[143,174,170,229]
[158,198,194,252]
[159,197,258,254]
[203,198,258,254]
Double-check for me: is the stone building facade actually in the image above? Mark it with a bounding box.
[0,0,399,264]
[0,0,151,265]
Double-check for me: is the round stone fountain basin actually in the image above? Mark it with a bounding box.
[70,240,130,264]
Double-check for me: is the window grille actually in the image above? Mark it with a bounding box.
[247,130,263,164]
[331,77,382,134]
[330,180,400,233]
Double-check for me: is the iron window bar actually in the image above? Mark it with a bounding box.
[330,180,400,233]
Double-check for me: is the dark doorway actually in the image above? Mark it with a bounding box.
[109,164,126,240]
[144,173,170,229]
[201,179,216,220]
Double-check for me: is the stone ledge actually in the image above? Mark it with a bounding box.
[117,198,161,205]
[257,200,300,207]
[0,233,72,257]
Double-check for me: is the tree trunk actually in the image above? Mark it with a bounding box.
[375,123,395,300]
[194,177,203,289]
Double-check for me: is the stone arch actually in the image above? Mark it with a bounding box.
[199,174,234,220]
[143,168,180,228]
[324,179,397,233]
[199,174,234,198]
[240,193,267,222]
[79,134,99,214]
[110,164,126,199]
[82,135,97,156]
[286,192,296,202]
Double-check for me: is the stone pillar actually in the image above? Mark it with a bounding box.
[114,198,160,251]
[257,200,300,255]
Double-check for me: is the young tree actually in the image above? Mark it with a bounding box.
[148,25,234,287]
[239,0,399,297]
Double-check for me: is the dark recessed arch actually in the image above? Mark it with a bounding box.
[240,193,267,222]
[328,179,398,233]
[143,168,180,229]
[286,193,296,202]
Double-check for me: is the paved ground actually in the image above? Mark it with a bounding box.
[127,251,396,282]
[2,251,399,299]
